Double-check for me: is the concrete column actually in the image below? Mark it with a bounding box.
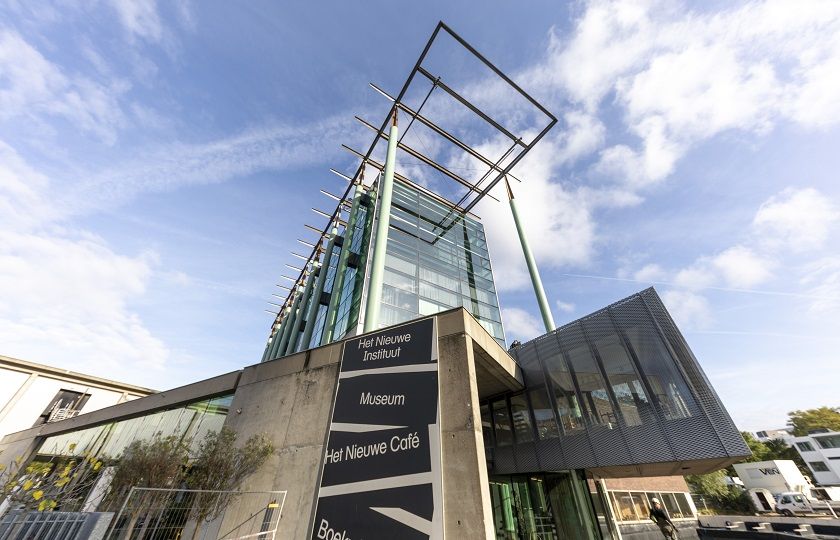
[363,112,399,332]
[0,372,38,424]
[437,331,495,539]
[505,177,555,332]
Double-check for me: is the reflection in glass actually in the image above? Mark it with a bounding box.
[592,332,649,427]
[492,399,514,446]
[565,340,616,428]
[509,393,534,444]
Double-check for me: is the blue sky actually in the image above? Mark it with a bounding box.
[1,1,839,432]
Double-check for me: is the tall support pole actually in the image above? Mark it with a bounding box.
[268,309,289,360]
[363,110,398,333]
[322,185,364,345]
[286,266,316,355]
[300,230,336,349]
[276,293,301,357]
[505,177,556,332]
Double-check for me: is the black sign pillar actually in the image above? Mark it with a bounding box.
[311,317,443,540]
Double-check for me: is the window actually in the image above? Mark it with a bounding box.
[816,435,840,449]
[34,389,91,426]
[509,393,534,443]
[480,404,493,448]
[675,493,694,517]
[528,387,560,440]
[810,461,830,472]
[591,327,649,427]
[538,336,585,433]
[492,399,513,446]
[622,310,695,420]
[660,492,686,518]
[611,492,640,521]
[565,339,617,428]
[796,441,815,452]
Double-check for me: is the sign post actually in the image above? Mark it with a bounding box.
[311,317,443,540]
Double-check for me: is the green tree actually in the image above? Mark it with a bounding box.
[104,435,191,536]
[787,407,840,436]
[2,445,104,512]
[184,427,274,540]
[686,471,753,515]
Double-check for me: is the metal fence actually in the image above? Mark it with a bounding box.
[108,487,287,540]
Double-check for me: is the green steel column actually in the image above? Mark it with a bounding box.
[300,231,336,349]
[347,184,376,332]
[321,186,364,345]
[363,112,399,333]
[286,266,316,354]
[505,177,556,332]
[276,293,301,357]
[266,309,288,361]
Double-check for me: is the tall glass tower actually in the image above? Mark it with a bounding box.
[261,176,504,362]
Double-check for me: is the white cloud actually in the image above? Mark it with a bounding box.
[661,289,713,330]
[0,29,127,143]
[753,188,838,252]
[109,0,163,43]
[674,266,716,290]
[800,257,840,314]
[56,115,361,220]
[0,141,53,228]
[555,300,575,313]
[0,228,168,377]
[527,0,840,185]
[501,307,544,343]
[712,246,772,289]
[634,263,665,282]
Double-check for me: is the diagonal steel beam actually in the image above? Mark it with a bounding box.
[369,82,523,184]
[354,116,499,202]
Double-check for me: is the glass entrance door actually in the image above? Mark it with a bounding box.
[490,472,603,540]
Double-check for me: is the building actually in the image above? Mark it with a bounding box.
[0,355,154,443]
[792,431,840,486]
[733,460,812,495]
[755,428,794,445]
[0,22,749,540]
[260,177,506,363]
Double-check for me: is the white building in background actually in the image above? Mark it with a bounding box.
[792,431,840,486]
[755,428,794,445]
[733,460,812,495]
[0,355,154,442]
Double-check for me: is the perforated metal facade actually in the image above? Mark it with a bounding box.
[482,288,749,477]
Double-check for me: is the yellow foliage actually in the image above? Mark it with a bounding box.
[93,461,102,471]
[32,490,44,500]
[23,480,33,490]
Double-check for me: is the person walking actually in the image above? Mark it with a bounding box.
[649,498,677,539]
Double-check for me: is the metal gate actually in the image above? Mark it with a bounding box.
[108,487,287,540]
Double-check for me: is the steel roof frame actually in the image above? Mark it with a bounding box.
[266,21,556,331]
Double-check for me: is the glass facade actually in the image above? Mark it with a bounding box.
[490,472,601,540]
[262,178,505,361]
[483,288,750,475]
[376,180,505,345]
[35,394,232,461]
[603,490,694,523]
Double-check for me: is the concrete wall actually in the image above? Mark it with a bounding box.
[211,309,521,539]
[0,309,521,540]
